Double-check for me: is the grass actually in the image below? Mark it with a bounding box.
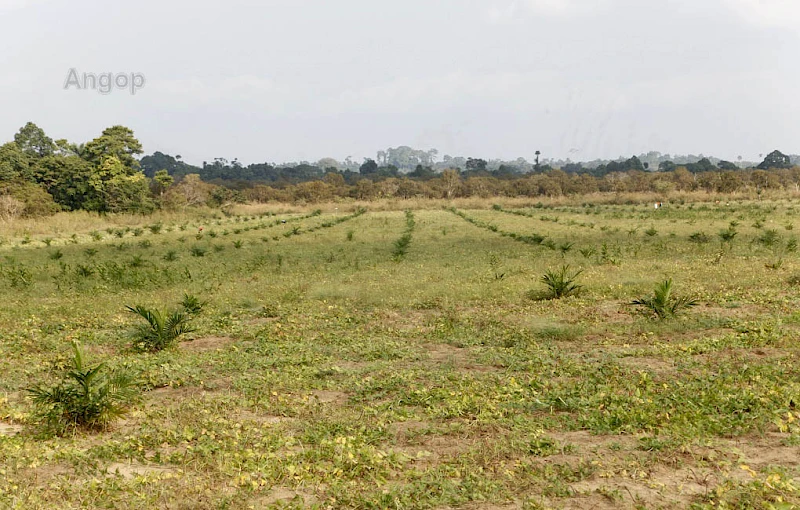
[0,199,800,508]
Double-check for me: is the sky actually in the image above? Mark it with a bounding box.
[0,0,798,166]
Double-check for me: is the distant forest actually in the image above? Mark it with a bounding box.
[2,122,800,218]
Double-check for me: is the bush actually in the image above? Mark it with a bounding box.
[127,305,194,352]
[181,293,206,315]
[632,279,697,319]
[540,265,583,299]
[27,341,138,435]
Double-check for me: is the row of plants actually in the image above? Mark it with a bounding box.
[392,210,416,260]
[447,207,559,248]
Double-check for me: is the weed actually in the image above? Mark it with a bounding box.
[757,229,781,248]
[631,278,698,319]
[27,341,138,435]
[540,265,583,299]
[127,305,194,352]
[718,227,738,243]
[180,293,206,315]
[74,264,94,278]
[128,255,146,268]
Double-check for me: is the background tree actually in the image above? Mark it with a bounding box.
[153,169,174,197]
[84,126,144,170]
[758,150,792,170]
[14,122,56,158]
[0,142,32,181]
[359,158,378,175]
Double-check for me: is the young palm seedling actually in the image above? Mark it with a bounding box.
[631,278,697,319]
[180,292,207,315]
[27,341,138,435]
[540,265,583,299]
[127,305,195,352]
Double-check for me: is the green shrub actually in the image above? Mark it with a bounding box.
[631,279,697,319]
[688,232,710,244]
[27,341,138,435]
[127,305,194,352]
[181,293,206,315]
[540,265,583,299]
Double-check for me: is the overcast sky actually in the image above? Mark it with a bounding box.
[1,0,798,166]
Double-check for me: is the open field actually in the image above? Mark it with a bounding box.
[1,198,800,509]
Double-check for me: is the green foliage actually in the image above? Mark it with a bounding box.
[688,231,710,244]
[540,265,583,299]
[180,293,206,315]
[190,245,206,257]
[392,210,416,260]
[757,229,781,248]
[74,264,94,278]
[718,227,738,243]
[392,233,412,260]
[27,341,138,435]
[127,305,194,352]
[631,278,698,319]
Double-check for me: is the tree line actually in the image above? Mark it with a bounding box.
[2,122,800,218]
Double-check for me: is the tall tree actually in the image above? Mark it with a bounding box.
[84,126,143,171]
[758,150,792,170]
[14,122,56,158]
[0,142,32,181]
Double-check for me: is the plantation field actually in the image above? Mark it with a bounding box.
[2,198,800,509]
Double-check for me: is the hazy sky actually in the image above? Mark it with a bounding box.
[1,0,798,166]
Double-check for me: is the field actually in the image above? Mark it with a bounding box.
[1,197,800,509]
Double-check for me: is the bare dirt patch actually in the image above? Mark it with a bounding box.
[106,462,175,479]
[615,356,676,376]
[252,487,318,506]
[439,502,522,510]
[392,434,472,468]
[585,301,637,326]
[426,344,496,373]
[181,336,235,352]
[547,430,639,452]
[234,409,295,426]
[0,421,23,436]
[725,432,800,469]
[310,390,348,404]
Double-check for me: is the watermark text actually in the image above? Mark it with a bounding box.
[64,68,146,95]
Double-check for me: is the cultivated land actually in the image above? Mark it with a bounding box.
[1,198,800,509]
